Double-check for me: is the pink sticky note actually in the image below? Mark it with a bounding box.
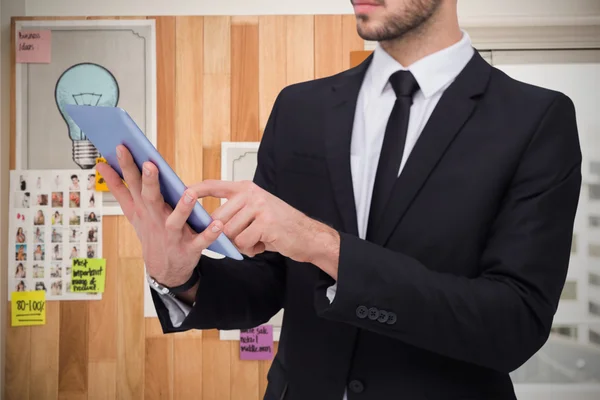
[17,30,51,63]
[240,325,273,361]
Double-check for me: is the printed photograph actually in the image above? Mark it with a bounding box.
[69,210,81,226]
[87,173,96,190]
[13,191,31,208]
[34,209,45,225]
[32,264,44,279]
[69,174,80,191]
[87,226,98,243]
[34,226,44,243]
[51,243,63,261]
[51,210,63,225]
[85,211,100,223]
[50,263,62,278]
[69,191,80,208]
[15,244,27,261]
[14,262,26,278]
[15,280,26,292]
[69,245,79,260]
[50,280,62,296]
[36,194,49,206]
[18,174,28,191]
[34,281,47,292]
[86,244,97,258]
[52,191,64,207]
[15,227,26,244]
[53,173,63,190]
[51,227,63,243]
[33,244,45,261]
[69,227,80,243]
[88,192,96,208]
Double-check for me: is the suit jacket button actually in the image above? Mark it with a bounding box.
[377,310,389,323]
[356,306,368,319]
[349,379,364,393]
[368,307,379,320]
[386,312,397,325]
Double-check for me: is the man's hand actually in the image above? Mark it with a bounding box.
[96,145,223,288]
[189,179,341,279]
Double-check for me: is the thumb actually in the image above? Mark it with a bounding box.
[191,219,224,253]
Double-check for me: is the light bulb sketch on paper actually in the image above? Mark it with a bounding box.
[55,63,120,169]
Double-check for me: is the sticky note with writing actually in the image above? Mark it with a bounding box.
[95,158,109,192]
[240,325,273,360]
[71,258,106,293]
[17,30,51,63]
[12,290,46,326]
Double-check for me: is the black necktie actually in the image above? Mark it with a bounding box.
[366,70,419,240]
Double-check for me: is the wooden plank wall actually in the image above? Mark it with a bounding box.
[5,15,364,400]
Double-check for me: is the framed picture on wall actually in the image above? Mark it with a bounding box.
[14,19,157,215]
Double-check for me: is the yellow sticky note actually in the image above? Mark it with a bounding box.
[71,258,106,293]
[12,290,46,327]
[95,157,109,192]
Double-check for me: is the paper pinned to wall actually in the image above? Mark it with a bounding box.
[17,30,51,63]
[8,169,103,301]
[71,258,106,293]
[240,325,274,360]
[11,290,46,326]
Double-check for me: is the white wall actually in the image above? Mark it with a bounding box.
[20,0,600,19]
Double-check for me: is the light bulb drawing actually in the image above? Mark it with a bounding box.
[55,62,120,169]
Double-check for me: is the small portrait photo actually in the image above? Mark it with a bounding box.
[15,227,26,243]
[85,211,100,223]
[34,281,47,292]
[53,174,62,190]
[86,244,97,258]
[32,264,44,279]
[69,227,80,243]
[69,210,81,226]
[87,173,96,190]
[14,192,31,208]
[87,226,98,243]
[88,192,96,208]
[65,264,72,276]
[69,192,80,208]
[15,244,27,261]
[33,244,45,261]
[69,174,80,191]
[52,192,64,207]
[51,227,63,243]
[66,280,72,293]
[15,280,26,292]
[50,263,62,278]
[69,245,79,260]
[36,194,49,206]
[51,280,63,296]
[14,262,26,278]
[52,210,63,226]
[35,175,42,190]
[34,209,45,225]
[19,174,27,191]
[52,244,63,261]
[15,212,26,222]
[34,226,45,243]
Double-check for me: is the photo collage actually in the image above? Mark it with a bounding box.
[8,169,103,301]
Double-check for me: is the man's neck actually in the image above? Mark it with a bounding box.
[379,17,462,67]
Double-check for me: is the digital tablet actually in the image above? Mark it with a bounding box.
[64,104,243,261]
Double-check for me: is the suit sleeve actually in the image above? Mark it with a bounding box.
[314,93,582,373]
[153,91,287,334]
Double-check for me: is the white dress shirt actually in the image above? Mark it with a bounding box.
[153,30,475,397]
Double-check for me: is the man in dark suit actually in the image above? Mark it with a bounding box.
[98,0,582,398]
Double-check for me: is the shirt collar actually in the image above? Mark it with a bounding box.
[368,30,475,99]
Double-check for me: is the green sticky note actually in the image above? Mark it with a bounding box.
[71,258,106,293]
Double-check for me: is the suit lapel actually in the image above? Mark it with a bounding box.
[323,55,373,236]
[370,51,492,246]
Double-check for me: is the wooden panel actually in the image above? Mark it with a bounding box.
[286,16,314,85]
[117,257,145,400]
[5,304,30,400]
[88,361,117,400]
[342,15,364,70]
[230,342,259,400]
[117,217,142,259]
[175,16,204,184]
[173,336,203,400]
[30,302,60,400]
[231,17,259,142]
[351,50,372,68]
[89,217,118,362]
[58,302,89,398]
[154,16,177,167]
[315,15,343,79]
[145,338,172,400]
[258,16,287,132]
[202,333,231,400]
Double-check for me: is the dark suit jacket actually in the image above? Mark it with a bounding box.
[152,50,582,399]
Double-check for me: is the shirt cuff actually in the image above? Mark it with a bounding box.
[326,282,337,304]
[153,289,193,328]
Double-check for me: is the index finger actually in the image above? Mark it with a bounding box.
[186,179,240,199]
